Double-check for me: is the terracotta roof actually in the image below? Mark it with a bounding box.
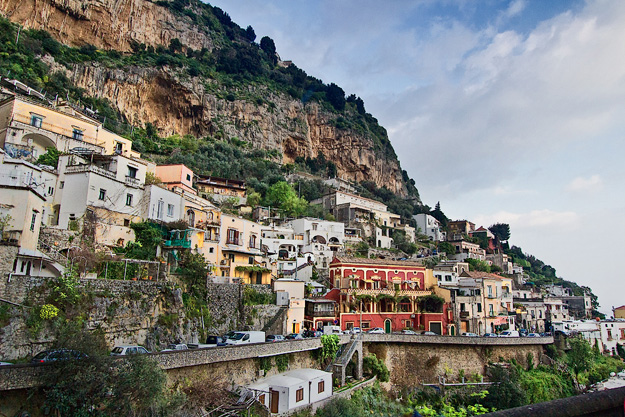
[461,271,507,280]
[613,305,625,311]
[331,256,425,268]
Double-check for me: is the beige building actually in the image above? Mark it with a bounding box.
[0,95,137,162]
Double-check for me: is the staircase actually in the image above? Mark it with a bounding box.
[329,334,363,385]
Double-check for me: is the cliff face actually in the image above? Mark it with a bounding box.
[67,63,408,194]
[0,0,214,52]
[1,0,409,195]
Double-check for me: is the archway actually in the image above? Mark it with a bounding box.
[384,319,392,333]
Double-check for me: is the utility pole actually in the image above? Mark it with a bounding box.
[15,25,21,44]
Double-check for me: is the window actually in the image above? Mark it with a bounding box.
[127,166,138,178]
[47,186,54,196]
[259,394,265,404]
[209,247,214,253]
[296,388,304,402]
[248,257,254,265]
[477,303,482,313]
[460,303,466,312]
[318,380,325,394]
[98,189,106,201]
[186,174,191,181]
[126,194,133,206]
[156,200,164,220]
[312,223,318,231]
[123,219,130,227]
[487,285,493,297]
[489,304,494,316]
[30,212,36,231]
[227,228,240,245]
[59,181,64,189]
[539,310,542,319]
[31,115,43,128]
[115,143,123,154]
[249,234,257,248]
[167,204,174,217]
[72,128,84,140]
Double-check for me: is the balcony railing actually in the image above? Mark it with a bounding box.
[459,311,470,318]
[226,238,241,246]
[65,164,117,180]
[345,288,431,297]
[11,114,105,150]
[125,175,142,187]
[164,239,191,248]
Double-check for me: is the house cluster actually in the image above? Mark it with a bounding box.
[0,82,598,339]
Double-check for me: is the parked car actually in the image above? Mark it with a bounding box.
[285,333,304,340]
[302,329,322,338]
[526,333,541,338]
[266,335,285,343]
[350,327,362,334]
[31,349,88,363]
[0,362,12,366]
[218,331,237,346]
[499,331,520,337]
[161,343,188,352]
[224,331,265,345]
[462,332,478,337]
[483,333,498,337]
[421,331,437,336]
[401,329,418,335]
[367,327,385,334]
[110,345,149,356]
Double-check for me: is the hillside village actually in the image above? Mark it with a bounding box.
[1,79,619,361]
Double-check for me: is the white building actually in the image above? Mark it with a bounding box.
[57,152,149,247]
[414,213,445,241]
[141,184,184,224]
[434,261,469,287]
[246,368,332,414]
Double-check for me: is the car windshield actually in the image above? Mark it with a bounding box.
[111,347,124,354]
[231,332,246,340]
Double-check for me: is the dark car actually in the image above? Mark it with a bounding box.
[206,335,223,345]
[285,333,304,340]
[31,349,87,363]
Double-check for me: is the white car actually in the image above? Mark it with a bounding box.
[161,343,188,352]
[367,327,385,334]
[110,345,149,356]
[462,332,479,337]
[401,329,418,335]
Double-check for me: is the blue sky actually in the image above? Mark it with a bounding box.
[207,0,625,315]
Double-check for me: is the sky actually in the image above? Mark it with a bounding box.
[206,0,625,315]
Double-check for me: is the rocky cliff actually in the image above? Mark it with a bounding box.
[0,0,215,52]
[1,0,412,196]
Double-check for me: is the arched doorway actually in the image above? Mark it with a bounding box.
[384,319,392,334]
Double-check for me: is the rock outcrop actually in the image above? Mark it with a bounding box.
[1,0,411,196]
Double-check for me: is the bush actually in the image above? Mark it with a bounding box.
[363,354,389,382]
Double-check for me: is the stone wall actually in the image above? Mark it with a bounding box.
[365,338,545,388]
[0,245,19,294]
[0,277,189,360]
[0,277,285,360]
[205,283,278,335]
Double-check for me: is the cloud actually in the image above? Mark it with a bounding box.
[373,0,625,200]
[473,209,580,231]
[566,174,603,193]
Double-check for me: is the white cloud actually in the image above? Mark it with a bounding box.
[566,174,603,193]
[474,209,580,230]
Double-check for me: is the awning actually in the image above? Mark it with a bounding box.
[493,316,508,325]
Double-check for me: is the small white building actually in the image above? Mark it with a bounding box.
[246,368,333,414]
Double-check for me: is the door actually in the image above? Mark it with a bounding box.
[270,389,279,414]
[429,322,442,335]
[384,319,392,334]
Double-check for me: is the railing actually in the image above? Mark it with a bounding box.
[164,239,191,248]
[226,239,241,246]
[125,175,141,187]
[12,113,99,144]
[346,288,430,297]
[65,164,117,180]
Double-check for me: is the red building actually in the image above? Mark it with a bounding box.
[329,256,453,334]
